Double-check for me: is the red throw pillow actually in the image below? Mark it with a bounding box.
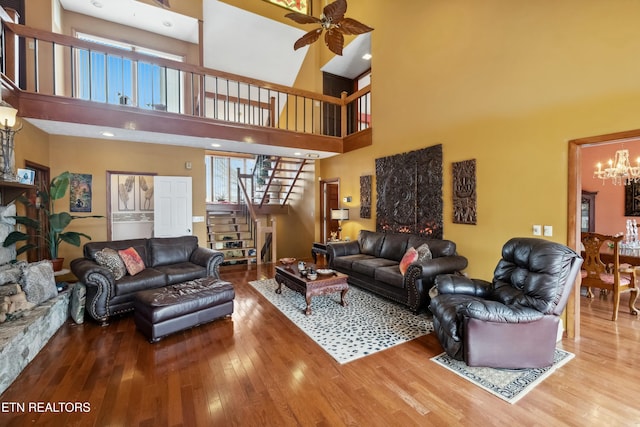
[399,247,418,276]
[118,247,145,276]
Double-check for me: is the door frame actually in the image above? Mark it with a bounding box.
[319,178,340,243]
[567,127,640,339]
[24,160,49,262]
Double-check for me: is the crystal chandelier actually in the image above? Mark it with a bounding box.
[594,149,640,185]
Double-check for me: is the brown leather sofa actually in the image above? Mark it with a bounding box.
[429,237,582,368]
[327,230,468,313]
[70,236,224,324]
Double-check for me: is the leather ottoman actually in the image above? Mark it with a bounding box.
[133,277,235,342]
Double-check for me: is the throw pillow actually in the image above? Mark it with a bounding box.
[94,248,127,280]
[118,247,146,276]
[416,243,433,262]
[399,247,418,276]
[20,260,58,305]
[70,282,86,324]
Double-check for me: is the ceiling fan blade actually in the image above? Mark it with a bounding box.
[285,12,321,25]
[294,28,323,50]
[338,18,373,35]
[323,0,347,23]
[325,28,344,56]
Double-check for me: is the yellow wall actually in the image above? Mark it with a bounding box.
[320,0,640,279]
[44,135,207,265]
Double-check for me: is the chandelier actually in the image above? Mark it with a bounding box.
[594,149,640,185]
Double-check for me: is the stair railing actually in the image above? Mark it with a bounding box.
[237,169,275,264]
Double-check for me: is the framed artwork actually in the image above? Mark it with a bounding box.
[452,159,477,225]
[360,175,371,219]
[138,175,154,211]
[118,175,136,211]
[264,0,310,14]
[69,173,93,212]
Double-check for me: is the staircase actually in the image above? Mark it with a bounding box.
[207,210,257,265]
[253,156,311,207]
[207,155,313,265]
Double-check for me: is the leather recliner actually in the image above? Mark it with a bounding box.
[429,238,583,368]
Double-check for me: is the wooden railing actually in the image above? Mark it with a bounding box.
[0,19,371,138]
[237,170,276,264]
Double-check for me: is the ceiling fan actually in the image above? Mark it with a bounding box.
[285,0,373,56]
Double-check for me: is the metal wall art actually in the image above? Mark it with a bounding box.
[375,144,443,238]
[360,175,372,219]
[452,159,477,225]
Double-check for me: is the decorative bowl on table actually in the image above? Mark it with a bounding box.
[279,257,296,266]
[317,268,334,275]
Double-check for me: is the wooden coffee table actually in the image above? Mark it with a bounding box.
[274,263,348,315]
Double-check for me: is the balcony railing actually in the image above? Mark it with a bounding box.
[0,19,371,138]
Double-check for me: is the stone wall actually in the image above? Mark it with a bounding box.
[0,289,71,396]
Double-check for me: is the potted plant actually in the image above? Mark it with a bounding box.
[3,171,102,270]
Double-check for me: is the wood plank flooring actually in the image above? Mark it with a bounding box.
[1,263,640,426]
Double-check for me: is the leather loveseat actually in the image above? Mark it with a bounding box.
[70,236,224,324]
[327,230,468,313]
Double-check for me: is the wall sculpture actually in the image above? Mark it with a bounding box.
[452,159,477,225]
[375,144,443,238]
[360,175,372,219]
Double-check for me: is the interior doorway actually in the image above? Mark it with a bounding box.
[24,161,49,262]
[567,128,640,339]
[319,178,340,243]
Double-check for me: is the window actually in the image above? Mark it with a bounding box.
[75,33,183,112]
[205,155,256,203]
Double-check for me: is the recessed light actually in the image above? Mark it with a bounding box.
[294,152,302,156]
[101,131,114,137]
[211,143,221,147]
[91,0,103,8]
[162,21,173,28]
[362,53,372,60]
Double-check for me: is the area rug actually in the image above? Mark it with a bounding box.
[248,279,433,364]
[431,348,575,404]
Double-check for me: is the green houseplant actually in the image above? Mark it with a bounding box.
[3,171,102,269]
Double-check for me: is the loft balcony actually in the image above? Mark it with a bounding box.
[0,15,372,156]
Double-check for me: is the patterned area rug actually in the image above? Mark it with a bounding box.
[431,348,575,404]
[248,279,433,364]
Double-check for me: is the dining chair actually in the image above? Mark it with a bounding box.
[580,232,639,321]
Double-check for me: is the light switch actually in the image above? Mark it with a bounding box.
[544,225,553,236]
[533,225,542,236]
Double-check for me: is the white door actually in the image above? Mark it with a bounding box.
[154,176,192,237]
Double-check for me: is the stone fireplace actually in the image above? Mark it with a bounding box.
[0,203,71,396]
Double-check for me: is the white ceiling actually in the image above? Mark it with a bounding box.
[32,0,371,158]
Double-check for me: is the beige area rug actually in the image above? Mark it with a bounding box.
[248,278,433,364]
[431,349,575,404]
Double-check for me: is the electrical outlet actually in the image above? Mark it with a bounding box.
[544,225,553,236]
[533,225,542,236]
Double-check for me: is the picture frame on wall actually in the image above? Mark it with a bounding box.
[263,0,310,14]
[118,175,136,211]
[69,173,93,213]
[17,168,35,185]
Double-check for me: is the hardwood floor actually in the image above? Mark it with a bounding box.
[1,263,640,426]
